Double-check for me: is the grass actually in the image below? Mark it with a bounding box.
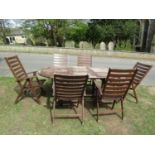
[0,77,155,135]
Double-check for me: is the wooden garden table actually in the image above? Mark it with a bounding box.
[38,66,108,106]
[38,66,108,80]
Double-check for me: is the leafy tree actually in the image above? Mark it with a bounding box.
[65,20,88,45]
[23,19,69,46]
[85,24,102,47]
[86,19,139,48]
[21,19,139,49]
[21,20,37,45]
[0,19,11,44]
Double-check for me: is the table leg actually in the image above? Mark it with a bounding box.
[46,95,51,108]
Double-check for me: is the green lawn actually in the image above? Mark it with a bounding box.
[0,77,155,135]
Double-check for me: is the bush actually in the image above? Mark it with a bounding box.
[26,38,34,46]
[34,37,47,46]
[0,38,4,44]
[115,40,134,51]
[95,43,100,49]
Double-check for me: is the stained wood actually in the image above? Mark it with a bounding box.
[94,68,137,121]
[133,62,152,88]
[77,54,92,67]
[52,74,88,124]
[129,62,152,103]
[53,54,68,66]
[5,55,42,104]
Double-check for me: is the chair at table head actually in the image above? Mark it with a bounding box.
[77,54,92,67]
[52,54,68,66]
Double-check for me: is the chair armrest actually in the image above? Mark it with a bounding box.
[27,71,37,76]
[17,74,37,82]
[94,80,103,97]
[27,71,39,80]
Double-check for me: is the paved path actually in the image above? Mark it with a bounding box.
[0,52,154,84]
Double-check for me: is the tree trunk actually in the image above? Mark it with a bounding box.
[145,20,155,52]
[0,20,7,44]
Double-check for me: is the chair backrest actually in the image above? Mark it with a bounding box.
[102,69,137,100]
[54,74,88,100]
[77,54,92,67]
[5,55,27,81]
[133,62,152,88]
[52,54,68,66]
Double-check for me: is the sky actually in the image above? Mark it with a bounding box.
[8,19,24,28]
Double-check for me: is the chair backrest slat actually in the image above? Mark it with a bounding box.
[5,55,27,81]
[54,74,88,100]
[53,54,68,66]
[102,69,137,99]
[133,62,152,87]
[77,54,92,67]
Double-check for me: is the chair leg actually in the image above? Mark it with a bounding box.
[121,100,124,120]
[37,95,41,104]
[92,80,95,95]
[46,95,51,108]
[133,88,138,103]
[81,97,84,124]
[96,99,99,122]
[112,101,116,109]
[52,99,56,124]
[14,88,25,104]
[15,94,23,104]
[32,97,41,104]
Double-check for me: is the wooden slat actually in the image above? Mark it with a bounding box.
[54,114,81,118]
[54,74,88,101]
[108,73,135,78]
[11,65,22,71]
[99,68,137,100]
[5,55,27,80]
[77,54,92,67]
[53,54,68,66]
[10,62,20,68]
[133,62,152,88]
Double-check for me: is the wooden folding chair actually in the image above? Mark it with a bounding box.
[77,54,93,95]
[51,74,88,124]
[52,54,68,66]
[130,62,152,103]
[5,55,44,104]
[77,54,92,67]
[94,68,137,121]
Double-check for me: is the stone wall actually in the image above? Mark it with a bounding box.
[0,45,155,60]
[79,41,93,49]
[65,41,75,48]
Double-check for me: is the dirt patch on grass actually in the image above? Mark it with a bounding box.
[98,114,133,134]
[139,97,153,106]
[147,87,155,96]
